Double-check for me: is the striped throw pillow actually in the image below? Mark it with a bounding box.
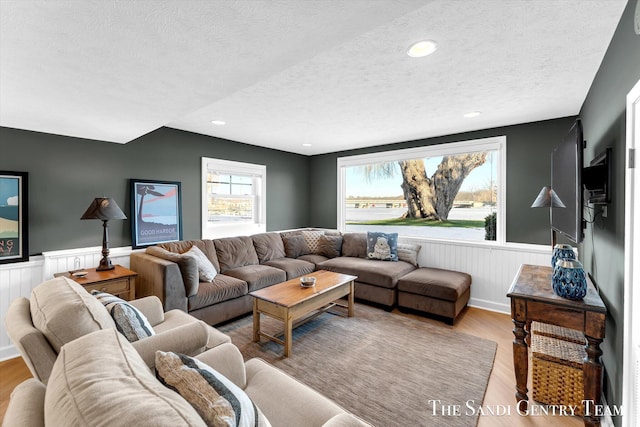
[155,351,271,427]
[91,291,155,342]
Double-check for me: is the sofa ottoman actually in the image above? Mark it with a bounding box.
[397,267,471,324]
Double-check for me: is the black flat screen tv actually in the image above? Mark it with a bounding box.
[551,119,583,243]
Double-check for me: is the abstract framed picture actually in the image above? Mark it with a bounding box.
[0,171,29,264]
[130,179,183,248]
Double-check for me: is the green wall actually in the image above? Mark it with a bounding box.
[308,116,578,245]
[0,126,310,254]
[579,0,640,421]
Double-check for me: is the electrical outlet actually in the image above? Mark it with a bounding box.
[601,206,608,218]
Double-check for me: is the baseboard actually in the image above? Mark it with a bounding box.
[469,297,510,314]
[0,345,19,363]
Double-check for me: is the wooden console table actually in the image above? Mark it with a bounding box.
[507,264,606,426]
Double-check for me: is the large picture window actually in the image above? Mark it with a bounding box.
[201,158,266,238]
[337,136,506,243]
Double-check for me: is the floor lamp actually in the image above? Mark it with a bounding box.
[531,186,565,247]
[81,197,127,271]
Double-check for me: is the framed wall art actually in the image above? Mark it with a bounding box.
[0,171,29,264]
[130,179,182,248]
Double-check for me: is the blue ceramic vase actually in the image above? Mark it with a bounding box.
[551,244,575,267]
[552,260,587,300]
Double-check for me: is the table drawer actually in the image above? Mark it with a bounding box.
[84,279,130,296]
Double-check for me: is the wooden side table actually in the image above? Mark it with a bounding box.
[507,264,606,427]
[55,265,137,301]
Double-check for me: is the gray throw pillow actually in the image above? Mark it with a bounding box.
[146,246,200,297]
[282,235,310,258]
[317,235,343,258]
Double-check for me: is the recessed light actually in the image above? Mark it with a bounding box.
[211,120,226,125]
[407,40,438,58]
[463,111,482,118]
[302,143,312,147]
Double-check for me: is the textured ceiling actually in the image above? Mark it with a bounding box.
[0,0,627,155]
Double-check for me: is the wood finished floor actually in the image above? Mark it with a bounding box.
[0,306,583,426]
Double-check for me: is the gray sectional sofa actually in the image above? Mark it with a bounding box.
[130,229,472,325]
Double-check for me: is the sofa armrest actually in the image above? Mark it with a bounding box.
[195,343,247,389]
[128,296,165,326]
[5,298,58,384]
[131,320,209,368]
[130,251,188,312]
[3,378,46,427]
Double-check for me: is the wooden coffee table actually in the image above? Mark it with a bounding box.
[250,270,357,357]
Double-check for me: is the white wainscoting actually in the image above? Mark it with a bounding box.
[398,237,552,313]
[0,246,133,361]
[0,240,551,361]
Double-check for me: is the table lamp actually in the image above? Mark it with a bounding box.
[81,197,127,271]
[530,186,565,247]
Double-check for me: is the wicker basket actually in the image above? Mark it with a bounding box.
[531,333,586,414]
[531,321,586,345]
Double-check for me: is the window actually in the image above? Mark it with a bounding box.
[201,158,266,238]
[337,136,506,243]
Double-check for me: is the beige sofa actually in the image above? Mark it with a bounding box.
[3,329,371,427]
[5,276,230,384]
[131,229,471,325]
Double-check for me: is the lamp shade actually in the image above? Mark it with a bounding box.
[81,197,127,220]
[530,186,566,208]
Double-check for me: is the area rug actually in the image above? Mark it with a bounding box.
[218,304,497,427]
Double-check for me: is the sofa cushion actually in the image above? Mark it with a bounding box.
[188,274,248,311]
[397,267,472,302]
[159,239,220,272]
[264,258,315,280]
[397,243,421,266]
[223,265,286,292]
[146,246,200,297]
[317,235,343,258]
[185,245,218,282]
[300,229,325,253]
[341,233,367,258]
[282,234,310,258]
[215,236,260,272]
[156,351,271,427]
[252,233,286,263]
[30,277,116,352]
[366,231,398,261]
[297,253,329,267]
[92,291,155,342]
[45,329,205,426]
[318,257,415,289]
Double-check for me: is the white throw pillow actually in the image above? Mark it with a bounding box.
[185,245,218,282]
[92,291,155,342]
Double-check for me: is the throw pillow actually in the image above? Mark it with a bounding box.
[146,245,200,297]
[92,291,155,342]
[155,351,271,427]
[282,235,310,258]
[366,231,399,261]
[397,242,421,266]
[317,235,343,258]
[185,245,217,282]
[300,229,325,254]
[341,233,367,258]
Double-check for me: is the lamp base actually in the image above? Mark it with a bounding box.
[96,257,115,271]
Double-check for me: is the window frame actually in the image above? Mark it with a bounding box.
[336,136,507,244]
[201,157,266,238]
